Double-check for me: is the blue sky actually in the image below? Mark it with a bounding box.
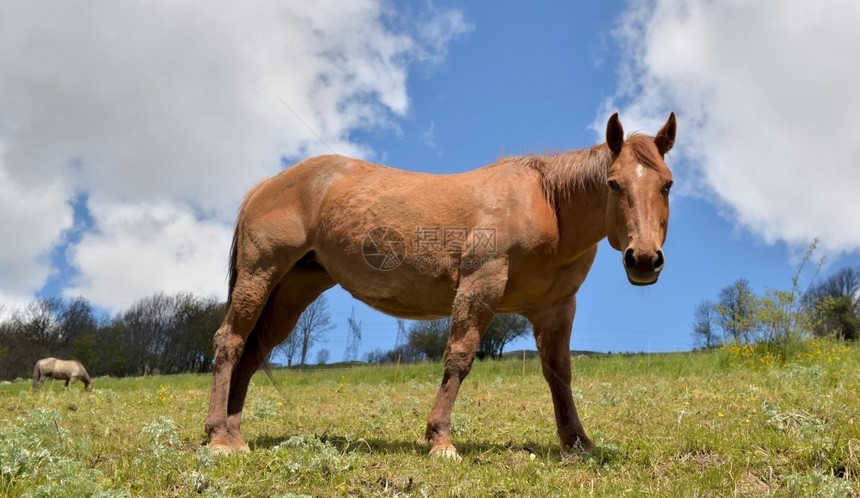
[2,1,859,360]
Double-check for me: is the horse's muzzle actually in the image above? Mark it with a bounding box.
[623,246,664,286]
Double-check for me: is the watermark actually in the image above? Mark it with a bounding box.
[362,226,497,271]
[362,226,407,271]
[411,254,498,271]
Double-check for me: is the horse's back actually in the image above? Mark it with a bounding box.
[61,359,85,375]
[36,357,56,370]
[38,358,84,377]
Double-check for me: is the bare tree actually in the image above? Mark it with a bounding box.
[294,295,334,366]
[316,348,330,365]
[119,293,175,375]
[691,300,719,349]
[161,293,223,373]
[806,266,860,302]
[276,332,301,367]
[60,297,98,351]
[113,292,224,375]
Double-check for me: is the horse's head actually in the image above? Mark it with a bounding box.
[604,112,676,286]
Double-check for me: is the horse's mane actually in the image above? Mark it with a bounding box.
[511,134,662,208]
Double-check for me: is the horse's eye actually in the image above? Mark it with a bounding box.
[661,181,673,194]
[608,179,622,193]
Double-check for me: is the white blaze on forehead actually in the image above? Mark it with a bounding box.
[636,163,646,179]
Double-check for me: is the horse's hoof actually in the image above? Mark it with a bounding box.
[561,437,594,454]
[207,443,250,455]
[429,445,461,461]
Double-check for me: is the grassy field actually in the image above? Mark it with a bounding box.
[1,340,858,497]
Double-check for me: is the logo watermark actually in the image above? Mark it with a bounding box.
[361,226,407,271]
[362,226,497,271]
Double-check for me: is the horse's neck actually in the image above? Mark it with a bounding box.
[555,178,609,257]
[537,146,611,256]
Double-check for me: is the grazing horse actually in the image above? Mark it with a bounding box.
[206,112,676,458]
[33,358,93,391]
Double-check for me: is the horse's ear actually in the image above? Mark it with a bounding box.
[654,112,676,155]
[606,113,624,155]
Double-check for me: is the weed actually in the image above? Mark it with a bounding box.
[0,408,121,496]
[271,434,365,477]
[1,344,858,495]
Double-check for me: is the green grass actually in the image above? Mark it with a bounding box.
[1,341,858,496]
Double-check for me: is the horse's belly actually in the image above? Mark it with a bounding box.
[351,292,453,320]
[327,262,456,319]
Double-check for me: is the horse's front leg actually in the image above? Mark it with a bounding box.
[425,271,503,459]
[528,296,594,451]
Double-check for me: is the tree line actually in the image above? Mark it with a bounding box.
[0,292,223,381]
[0,289,533,381]
[362,313,531,364]
[692,252,860,351]
[5,248,854,382]
[272,294,532,366]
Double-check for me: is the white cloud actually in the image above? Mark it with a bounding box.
[65,199,233,307]
[604,0,860,253]
[0,153,73,302]
[0,1,469,311]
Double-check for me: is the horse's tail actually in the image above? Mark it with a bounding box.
[225,179,264,311]
[226,219,239,311]
[32,361,41,390]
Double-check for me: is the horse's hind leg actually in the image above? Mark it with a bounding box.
[206,262,333,452]
[206,264,290,451]
[224,265,334,449]
[528,296,593,451]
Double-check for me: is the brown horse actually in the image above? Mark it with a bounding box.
[33,358,93,391]
[206,112,676,458]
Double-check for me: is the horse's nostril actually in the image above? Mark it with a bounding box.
[624,248,636,269]
[654,249,665,270]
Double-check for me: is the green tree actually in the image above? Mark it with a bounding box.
[722,240,825,362]
[715,278,755,342]
[816,296,860,341]
[477,314,530,359]
[804,266,860,340]
[406,318,450,361]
